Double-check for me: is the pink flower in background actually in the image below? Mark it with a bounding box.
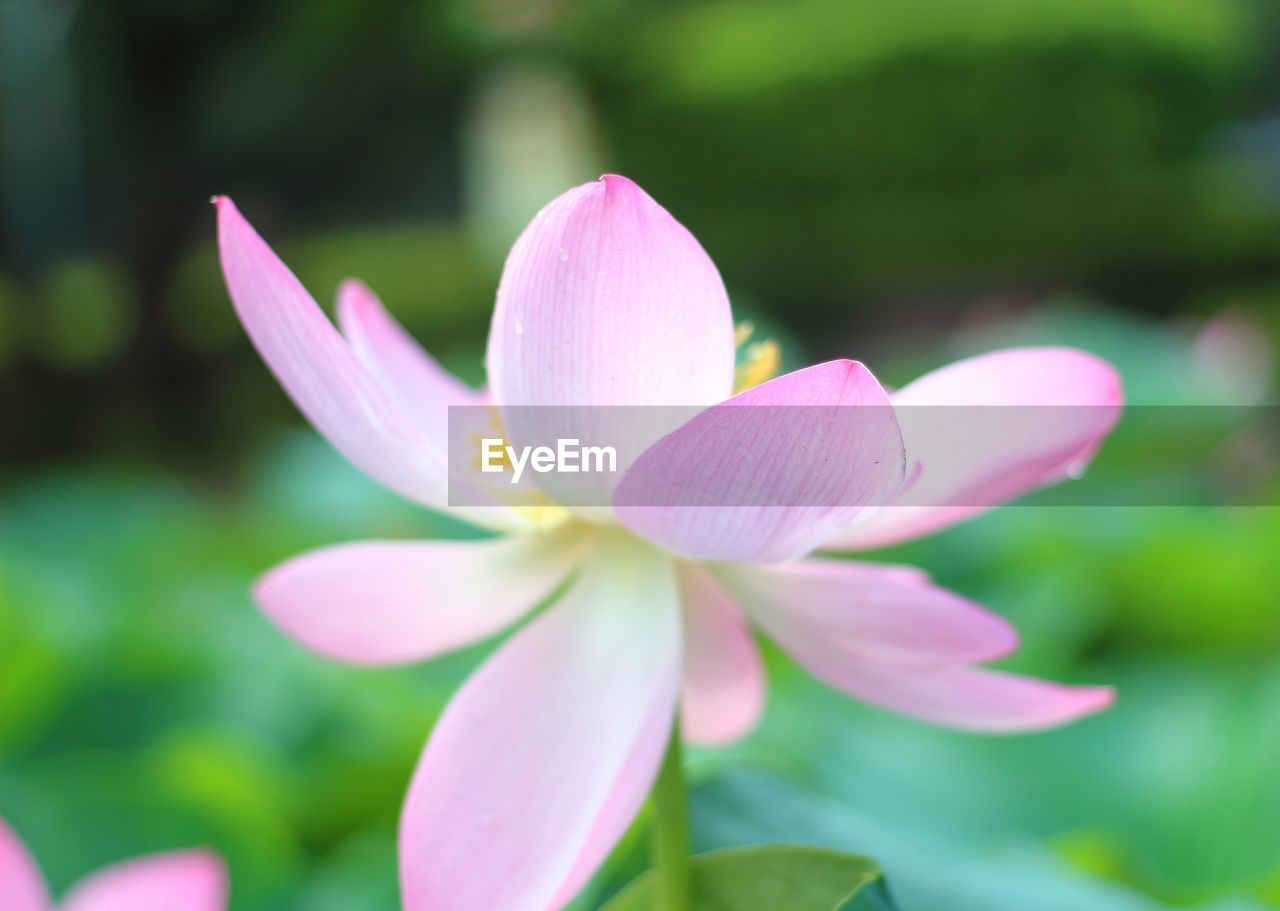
[215,174,1123,911]
[0,816,227,911]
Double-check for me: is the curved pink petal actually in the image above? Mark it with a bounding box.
[806,661,1114,733]
[61,850,227,911]
[614,360,906,563]
[216,198,449,506]
[488,174,734,409]
[679,566,765,746]
[0,818,49,911]
[485,175,736,501]
[399,531,680,911]
[826,347,1123,550]
[255,527,586,667]
[336,279,485,451]
[216,198,517,530]
[718,558,1017,668]
[335,280,566,522]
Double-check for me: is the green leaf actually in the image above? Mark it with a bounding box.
[599,844,897,911]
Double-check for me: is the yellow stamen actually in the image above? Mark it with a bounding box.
[734,338,781,392]
[509,499,571,530]
[468,406,512,473]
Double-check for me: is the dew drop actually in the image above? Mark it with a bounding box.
[514,320,525,337]
[557,246,568,262]
[1066,460,1086,480]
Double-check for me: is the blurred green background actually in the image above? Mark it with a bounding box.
[1,0,1278,908]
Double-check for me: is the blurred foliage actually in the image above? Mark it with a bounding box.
[0,442,471,907]
[0,274,24,368]
[39,257,134,369]
[1,0,1279,462]
[589,0,1272,310]
[601,846,897,910]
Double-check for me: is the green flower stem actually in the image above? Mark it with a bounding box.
[650,722,694,911]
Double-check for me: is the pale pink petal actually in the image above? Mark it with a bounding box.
[801,660,1113,733]
[485,175,736,501]
[717,558,1017,668]
[336,279,485,451]
[217,197,518,529]
[215,197,450,506]
[826,347,1123,550]
[0,818,49,911]
[400,531,680,911]
[679,566,765,746]
[488,174,734,409]
[336,279,562,523]
[255,527,586,667]
[61,850,227,911]
[614,360,906,563]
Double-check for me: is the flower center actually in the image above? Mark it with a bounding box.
[472,325,780,529]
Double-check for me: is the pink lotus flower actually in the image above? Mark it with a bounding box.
[215,175,1122,911]
[0,816,227,911]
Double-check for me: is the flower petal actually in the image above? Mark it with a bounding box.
[679,566,765,746]
[808,661,1114,733]
[399,531,680,911]
[485,176,736,506]
[215,197,451,506]
[337,278,485,452]
[255,527,586,667]
[488,175,734,409]
[717,558,1017,668]
[61,850,227,911]
[0,818,49,911]
[826,347,1123,550]
[217,197,517,529]
[614,360,906,562]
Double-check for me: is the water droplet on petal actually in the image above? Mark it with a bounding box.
[557,246,568,262]
[1066,460,1086,480]
[514,320,525,337]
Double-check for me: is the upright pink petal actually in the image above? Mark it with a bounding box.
[485,176,736,503]
[0,818,49,911]
[400,531,680,911]
[679,566,765,746]
[255,527,587,666]
[488,175,734,410]
[337,279,486,452]
[801,661,1114,733]
[614,360,905,563]
[718,558,1016,668]
[826,347,1123,550]
[61,850,227,911]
